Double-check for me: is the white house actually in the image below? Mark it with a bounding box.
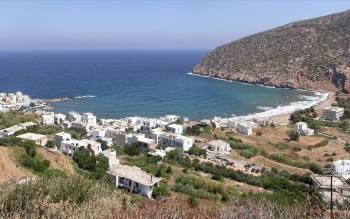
[42,112,55,126]
[55,132,72,147]
[81,112,97,127]
[67,111,81,123]
[137,136,156,151]
[324,107,344,122]
[60,139,86,156]
[16,133,48,146]
[80,139,102,155]
[54,113,67,125]
[60,138,101,156]
[0,122,36,138]
[294,122,314,136]
[15,91,31,107]
[100,149,119,168]
[333,160,350,180]
[0,104,5,112]
[108,164,161,198]
[159,115,179,123]
[91,127,107,141]
[158,132,193,151]
[166,124,183,135]
[207,140,231,154]
[236,122,253,136]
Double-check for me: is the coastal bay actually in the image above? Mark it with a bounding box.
[0,50,322,120]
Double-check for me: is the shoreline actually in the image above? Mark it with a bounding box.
[187,72,334,125]
[38,73,334,124]
[270,91,334,125]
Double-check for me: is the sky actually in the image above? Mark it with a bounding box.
[0,0,350,51]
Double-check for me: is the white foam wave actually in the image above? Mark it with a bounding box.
[257,106,274,111]
[75,95,96,99]
[236,92,329,120]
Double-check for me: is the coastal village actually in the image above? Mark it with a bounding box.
[2,90,350,216]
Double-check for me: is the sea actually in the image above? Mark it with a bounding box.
[0,50,327,120]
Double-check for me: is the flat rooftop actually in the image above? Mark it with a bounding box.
[312,175,349,188]
[108,164,161,186]
[16,133,47,141]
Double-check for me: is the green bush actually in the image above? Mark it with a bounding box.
[0,111,37,129]
[97,139,108,151]
[73,147,108,179]
[124,144,140,156]
[288,131,299,141]
[226,138,263,158]
[187,145,206,156]
[152,184,170,199]
[45,140,55,149]
[187,196,199,208]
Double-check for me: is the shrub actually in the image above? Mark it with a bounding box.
[212,174,224,182]
[73,147,108,179]
[166,166,173,174]
[288,131,299,141]
[124,144,140,156]
[187,145,206,157]
[292,146,301,152]
[45,140,55,149]
[152,184,170,199]
[97,139,109,151]
[187,196,199,208]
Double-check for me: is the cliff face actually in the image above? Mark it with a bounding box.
[193,10,350,92]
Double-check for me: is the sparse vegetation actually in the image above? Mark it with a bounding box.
[288,131,299,141]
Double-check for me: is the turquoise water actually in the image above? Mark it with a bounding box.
[0,50,321,119]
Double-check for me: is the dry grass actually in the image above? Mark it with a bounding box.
[297,140,350,165]
[37,147,76,175]
[110,195,327,219]
[0,146,31,184]
[0,175,138,219]
[249,155,310,175]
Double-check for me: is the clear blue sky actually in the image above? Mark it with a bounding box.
[1,0,349,50]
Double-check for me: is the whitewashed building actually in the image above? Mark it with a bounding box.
[100,149,119,168]
[55,132,72,147]
[42,112,55,126]
[236,122,253,136]
[166,124,183,135]
[67,111,81,123]
[333,160,350,180]
[207,140,231,154]
[0,122,36,138]
[294,122,314,136]
[16,133,48,146]
[108,164,161,198]
[60,138,102,156]
[54,113,67,125]
[324,107,344,122]
[158,132,193,151]
[81,112,97,128]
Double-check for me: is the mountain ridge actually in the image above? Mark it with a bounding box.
[193,10,350,93]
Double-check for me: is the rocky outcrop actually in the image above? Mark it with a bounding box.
[193,10,350,93]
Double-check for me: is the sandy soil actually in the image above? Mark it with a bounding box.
[297,140,350,165]
[0,146,31,184]
[271,91,335,125]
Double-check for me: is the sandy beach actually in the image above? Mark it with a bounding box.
[272,91,335,125]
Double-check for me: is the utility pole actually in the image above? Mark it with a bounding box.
[330,174,333,218]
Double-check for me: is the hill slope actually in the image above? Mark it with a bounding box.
[193,10,350,92]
